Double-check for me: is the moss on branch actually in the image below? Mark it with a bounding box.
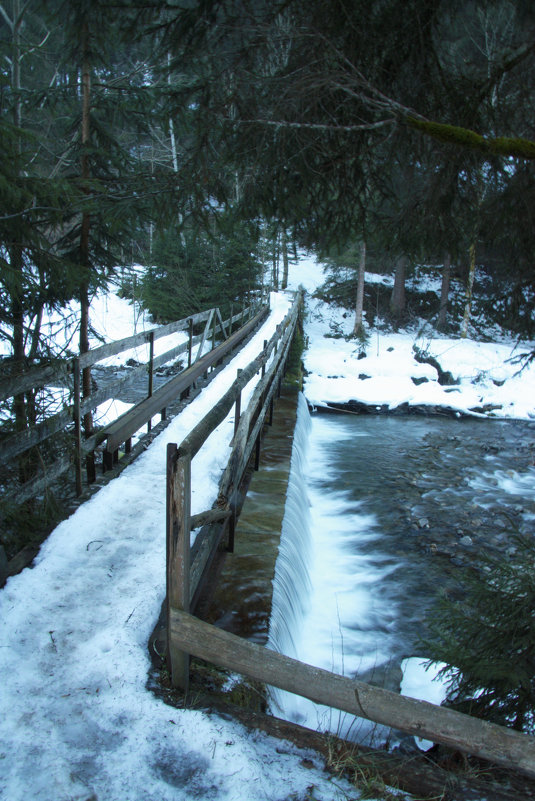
[406,117,535,160]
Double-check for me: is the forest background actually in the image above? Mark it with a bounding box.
[2,0,535,397]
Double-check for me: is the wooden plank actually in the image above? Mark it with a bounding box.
[0,361,71,402]
[0,304,244,479]
[187,298,301,600]
[217,304,298,497]
[190,509,231,530]
[166,446,191,691]
[78,330,153,370]
[170,609,535,779]
[105,307,269,455]
[190,520,229,604]
[194,309,215,363]
[0,309,215,398]
[215,307,228,339]
[179,303,292,460]
[148,309,211,341]
[0,406,74,463]
[3,457,71,504]
[78,309,212,370]
[183,293,302,599]
[79,329,225,419]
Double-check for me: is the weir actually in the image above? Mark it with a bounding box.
[168,365,535,780]
[197,387,300,642]
[267,393,312,659]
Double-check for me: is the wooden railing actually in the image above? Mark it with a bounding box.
[166,290,303,685]
[170,610,535,780]
[0,300,263,504]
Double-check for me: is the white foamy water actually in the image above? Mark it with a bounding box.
[469,466,535,503]
[267,396,400,742]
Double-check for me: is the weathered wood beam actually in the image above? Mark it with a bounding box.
[190,509,231,530]
[167,446,191,692]
[2,456,71,504]
[104,307,269,456]
[0,406,73,463]
[169,609,535,779]
[77,309,212,370]
[0,362,71,402]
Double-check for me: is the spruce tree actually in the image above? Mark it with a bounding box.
[421,534,535,732]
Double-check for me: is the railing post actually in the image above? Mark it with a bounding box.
[148,331,154,432]
[228,504,236,554]
[166,443,191,691]
[187,318,193,368]
[261,339,267,378]
[234,369,242,436]
[254,434,261,471]
[73,358,83,496]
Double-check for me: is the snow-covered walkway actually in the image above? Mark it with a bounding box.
[0,290,357,801]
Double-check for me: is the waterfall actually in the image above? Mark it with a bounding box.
[266,397,397,741]
[267,392,312,659]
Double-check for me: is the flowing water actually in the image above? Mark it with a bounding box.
[267,395,535,743]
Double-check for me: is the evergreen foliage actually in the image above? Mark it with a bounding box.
[421,533,535,732]
[1,0,535,366]
[140,217,262,322]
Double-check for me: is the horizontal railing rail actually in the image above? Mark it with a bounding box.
[170,609,535,781]
[101,305,270,468]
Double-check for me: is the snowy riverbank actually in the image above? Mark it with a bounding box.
[289,254,535,423]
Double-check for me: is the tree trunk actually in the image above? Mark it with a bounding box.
[80,22,93,437]
[437,252,451,331]
[390,255,406,322]
[460,243,476,339]
[272,231,279,291]
[10,0,26,435]
[281,229,289,290]
[353,240,366,337]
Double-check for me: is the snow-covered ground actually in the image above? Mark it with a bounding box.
[1,254,534,801]
[293,255,535,421]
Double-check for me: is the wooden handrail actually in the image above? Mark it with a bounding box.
[0,301,261,499]
[0,303,255,401]
[166,292,303,684]
[170,608,535,780]
[104,306,269,457]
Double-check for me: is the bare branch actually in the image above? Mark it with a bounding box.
[0,2,13,30]
[232,117,395,133]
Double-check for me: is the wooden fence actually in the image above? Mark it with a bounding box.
[0,299,263,505]
[166,290,303,685]
[165,289,535,781]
